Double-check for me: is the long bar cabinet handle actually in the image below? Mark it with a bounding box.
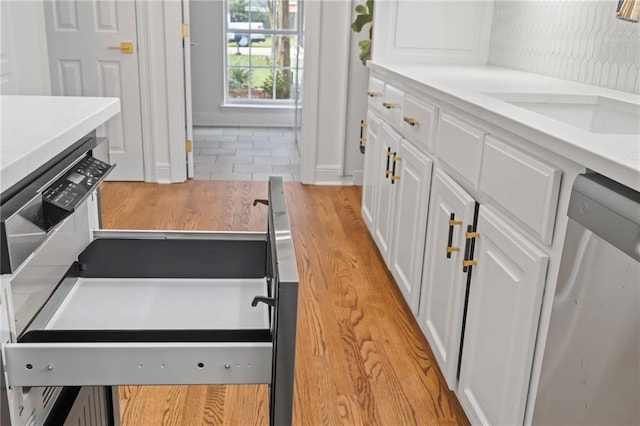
[446,213,463,259]
[391,154,400,184]
[385,147,392,178]
[462,225,480,272]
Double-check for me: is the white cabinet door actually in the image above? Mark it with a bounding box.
[373,124,400,263]
[361,114,382,234]
[458,206,548,425]
[389,140,433,314]
[418,169,476,388]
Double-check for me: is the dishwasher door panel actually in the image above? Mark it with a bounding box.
[532,220,640,425]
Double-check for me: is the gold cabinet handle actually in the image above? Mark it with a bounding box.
[463,226,479,272]
[368,92,381,98]
[390,154,401,184]
[446,213,463,259]
[403,117,420,126]
[360,122,368,128]
[382,102,397,109]
[108,42,134,54]
[359,137,367,143]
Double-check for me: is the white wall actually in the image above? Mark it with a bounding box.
[0,1,50,95]
[301,0,368,185]
[343,2,370,185]
[489,1,640,94]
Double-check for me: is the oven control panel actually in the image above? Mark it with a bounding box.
[42,156,113,228]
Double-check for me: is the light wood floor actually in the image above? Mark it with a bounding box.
[100,180,469,426]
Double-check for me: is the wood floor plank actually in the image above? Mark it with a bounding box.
[99,180,469,426]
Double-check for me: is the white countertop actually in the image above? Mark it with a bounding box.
[371,62,640,191]
[0,95,120,194]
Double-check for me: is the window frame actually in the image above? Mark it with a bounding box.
[223,0,303,105]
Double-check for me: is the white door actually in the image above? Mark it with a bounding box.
[389,140,432,314]
[373,124,400,264]
[182,0,194,178]
[44,0,144,181]
[457,206,548,425]
[361,113,381,234]
[418,168,476,389]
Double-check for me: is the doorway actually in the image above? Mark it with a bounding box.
[189,0,303,182]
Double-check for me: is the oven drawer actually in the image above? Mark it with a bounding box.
[4,176,299,425]
[5,178,299,389]
[6,232,274,386]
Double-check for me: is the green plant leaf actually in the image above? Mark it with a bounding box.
[351,14,372,33]
[355,4,367,14]
[358,39,371,66]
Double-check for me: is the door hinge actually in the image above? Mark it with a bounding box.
[182,23,189,39]
[186,139,193,153]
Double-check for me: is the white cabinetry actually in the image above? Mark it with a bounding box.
[457,206,548,426]
[361,78,436,314]
[361,113,381,233]
[372,124,401,262]
[418,168,476,389]
[372,0,494,65]
[362,67,568,424]
[389,138,433,313]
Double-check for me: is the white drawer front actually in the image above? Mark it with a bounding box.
[436,113,485,189]
[368,77,385,114]
[401,95,437,154]
[382,84,404,131]
[480,136,561,244]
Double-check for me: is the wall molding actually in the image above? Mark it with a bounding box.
[299,0,322,185]
[155,163,173,184]
[315,165,354,186]
[135,1,156,183]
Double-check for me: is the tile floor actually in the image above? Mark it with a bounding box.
[193,126,300,181]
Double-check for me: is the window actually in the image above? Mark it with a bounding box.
[225,0,302,103]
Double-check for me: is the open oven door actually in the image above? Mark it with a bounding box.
[4,177,299,426]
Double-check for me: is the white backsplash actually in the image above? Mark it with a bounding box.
[489,1,640,94]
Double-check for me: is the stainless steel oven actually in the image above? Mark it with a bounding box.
[1,135,299,425]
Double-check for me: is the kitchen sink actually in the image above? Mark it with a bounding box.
[485,92,640,135]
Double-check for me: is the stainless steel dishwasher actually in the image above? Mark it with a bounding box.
[532,173,639,425]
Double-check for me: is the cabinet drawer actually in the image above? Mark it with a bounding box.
[479,136,561,244]
[382,84,404,131]
[436,113,485,188]
[401,95,437,154]
[368,77,385,114]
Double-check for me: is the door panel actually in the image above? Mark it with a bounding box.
[361,114,381,233]
[373,124,400,263]
[457,205,548,425]
[389,140,432,314]
[418,169,475,389]
[183,0,194,178]
[45,0,144,181]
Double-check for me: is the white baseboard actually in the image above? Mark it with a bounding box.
[314,165,354,186]
[352,170,364,186]
[155,163,173,184]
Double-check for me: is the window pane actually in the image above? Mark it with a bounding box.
[225,0,301,104]
[228,67,250,99]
